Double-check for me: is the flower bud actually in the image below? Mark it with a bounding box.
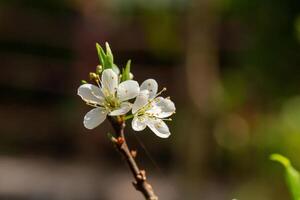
[81,80,87,84]
[129,72,134,80]
[96,65,103,74]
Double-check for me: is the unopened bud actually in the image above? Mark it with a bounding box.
[129,72,134,80]
[81,80,88,84]
[96,65,103,74]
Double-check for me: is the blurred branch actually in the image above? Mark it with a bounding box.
[108,117,158,200]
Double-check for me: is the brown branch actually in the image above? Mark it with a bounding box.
[108,117,158,200]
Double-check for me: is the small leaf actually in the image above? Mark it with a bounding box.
[95,42,120,73]
[270,154,300,200]
[105,42,114,66]
[121,59,131,82]
[96,43,107,67]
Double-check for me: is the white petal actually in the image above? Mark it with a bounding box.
[146,118,170,138]
[84,107,107,129]
[117,80,140,101]
[131,117,147,131]
[101,69,118,95]
[148,97,176,118]
[77,84,104,104]
[132,90,150,114]
[140,79,158,99]
[109,102,132,116]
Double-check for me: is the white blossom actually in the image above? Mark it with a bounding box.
[131,79,176,138]
[78,69,139,129]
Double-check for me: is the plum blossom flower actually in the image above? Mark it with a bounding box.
[131,79,176,138]
[78,69,139,129]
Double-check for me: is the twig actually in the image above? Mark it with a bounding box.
[108,117,158,200]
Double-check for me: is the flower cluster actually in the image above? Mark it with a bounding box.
[77,43,175,138]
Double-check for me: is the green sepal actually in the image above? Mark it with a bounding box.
[121,59,131,82]
[270,154,300,200]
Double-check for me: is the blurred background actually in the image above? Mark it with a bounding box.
[1,0,300,199]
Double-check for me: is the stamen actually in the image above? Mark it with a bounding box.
[145,87,167,105]
[86,102,99,108]
[91,91,102,99]
[95,79,101,87]
[162,118,172,121]
[135,87,168,114]
[155,87,167,98]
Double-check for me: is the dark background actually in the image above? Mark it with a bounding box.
[1,0,300,199]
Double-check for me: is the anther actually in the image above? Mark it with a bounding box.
[89,72,99,81]
[155,87,167,97]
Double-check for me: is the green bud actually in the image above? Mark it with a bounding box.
[129,72,134,80]
[81,80,88,84]
[96,65,103,74]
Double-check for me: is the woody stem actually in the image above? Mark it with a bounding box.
[108,117,158,200]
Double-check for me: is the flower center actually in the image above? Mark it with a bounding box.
[136,102,156,118]
[104,95,121,110]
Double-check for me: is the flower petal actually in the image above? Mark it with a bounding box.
[146,118,170,138]
[84,107,107,129]
[101,69,118,95]
[148,97,176,118]
[131,117,147,131]
[140,79,158,99]
[109,102,132,116]
[117,80,140,101]
[132,90,150,114]
[77,84,104,104]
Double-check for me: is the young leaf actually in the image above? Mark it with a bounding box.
[121,59,131,82]
[105,42,114,68]
[270,154,300,200]
[96,43,107,67]
[96,42,120,74]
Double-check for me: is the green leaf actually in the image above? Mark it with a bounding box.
[96,43,107,67]
[95,42,119,73]
[105,42,114,68]
[270,154,300,200]
[121,59,131,82]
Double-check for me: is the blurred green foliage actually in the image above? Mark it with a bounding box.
[271,154,300,200]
